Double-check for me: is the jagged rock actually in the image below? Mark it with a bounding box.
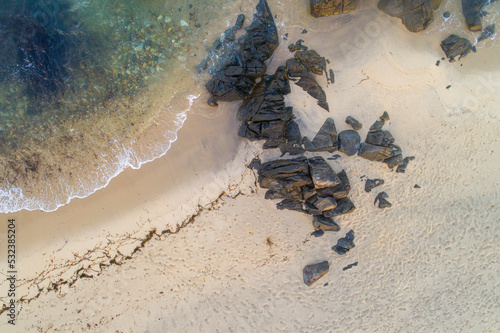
[338,130,361,156]
[377,0,442,32]
[374,191,392,208]
[310,0,358,18]
[478,24,495,42]
[277,199,304,212]
[345,116,362,130]
[205,0,278,105]
[396,156,415,173]
[441,35,476,62]
[323,197,356,217]
[380,111,390,121]
[358,143,393,161]
[332,230,355,255]
[295,50,326,75]
[309,156,341,189]
[462,0,493,31]
[365,130,394,146]
[303,261,330,286]
[369,119,385,131]
[313,215,341,231]
[384,154,404,169]
[304,118,338,152]
[295,76,329,111]
[288,39,308,52]
[365,178,384,192]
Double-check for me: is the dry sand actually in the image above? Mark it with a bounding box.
[1,0,500,331]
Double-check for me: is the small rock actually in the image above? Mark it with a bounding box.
[374,192,392,208]
[303,261,330,286]
[443,11,450,19]
[343,262,358,271]
[380,111,390,121]
[446,85,451,89]
[414,184,421,188]
[311,229,325,237]
[338,130,361,156]
[313,215,340,231]
[369,119,385,130]
[327,154,342,160]
[436,60,440,66]
[365,178,384,192]
[332,230,355,255]
[396,156,415,173]
[345,116,362,130]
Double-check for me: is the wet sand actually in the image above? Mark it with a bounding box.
[1,0,499,331]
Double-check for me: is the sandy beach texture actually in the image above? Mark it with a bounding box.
[1,0,499,331]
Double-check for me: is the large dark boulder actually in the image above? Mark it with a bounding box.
[310,0,358,18]
[377,0,442,32]
[462,0,494,31]
[338,130,361,156]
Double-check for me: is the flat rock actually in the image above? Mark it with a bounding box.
[338,130,361,156]
[310,118,338,151]
[345,116,362,130]
[294,50,326,75]
[313,215,340,231]
[310,0,358,17]
[441,34,476,62]
[308,156,341,189]
[377,0,442,32]
[332,230,355,255]
[358,143,393,161]
[303,261,330,286]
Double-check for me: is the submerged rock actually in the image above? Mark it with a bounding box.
[205,0,278,105]
[332,230,355,255]
[377,0,442,32]
[441,35,476,62]
[345,116,362,130]
[303,261,330,286]
[338,130,361,156]
[478,24,496,42]
[310,0,358,17]
[365,178,384,193]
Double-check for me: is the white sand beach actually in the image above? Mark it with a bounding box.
[1,0,499,331]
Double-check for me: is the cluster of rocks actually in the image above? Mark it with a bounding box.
[204,0,279,106]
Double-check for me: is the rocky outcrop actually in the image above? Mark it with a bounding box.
[310,0,358,18]
[377,0,442,32]
[205,0,278,106]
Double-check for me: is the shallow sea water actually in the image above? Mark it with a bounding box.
[0,0,498,213]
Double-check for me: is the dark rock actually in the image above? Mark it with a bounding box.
[313,197,338,212]
[311,229,325,237]
[332,230,355,255]
[380,111,390,121]
[279,120,305,155]
[414,184,421,188]
[343,262,358,271]
[303,261,330,286]
[327,154,342,160]
[327,69,335,84]
[478,24,495,42]
[295,76,329,111]
[369,119,385,131]
[443,11,451,19]
[302,28,308,34]
[277,199,304,212]
[383,154,404,169]
[358,143,393,161]
[440,34,476,62]
[265,190,283,200]
[377,0,442,32]
[313,215,341,231]
[305,118,338,152]
[323,197,356,217]
[295,50,326,75]
[365,130,394,147]
[436,60,440,66]
[345,116,362,130]
[310,0,358,17]
[288,39,308,52]
[286,59,310,77]
[374,192,392,208]
[308,156,341,189]
[365,178,384,193]
[205,0,278,105]
[462,0,493,31]
[396,156,415,173]
[248,158,261,170]
[446,85,451,89]
[338,130,361,156]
